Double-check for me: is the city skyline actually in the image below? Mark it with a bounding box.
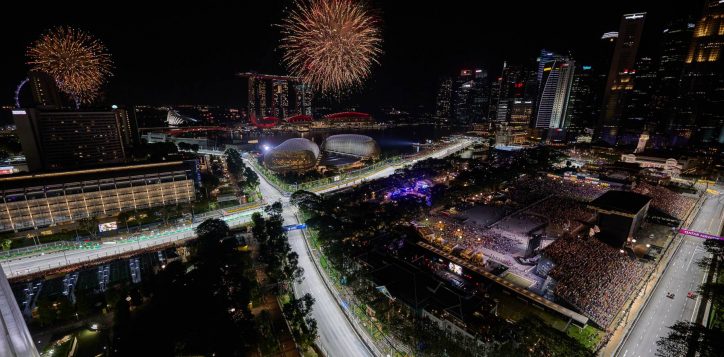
[1,0,701,109]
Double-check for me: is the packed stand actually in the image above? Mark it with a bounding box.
[633,182,696,220]
[543,235,650,327]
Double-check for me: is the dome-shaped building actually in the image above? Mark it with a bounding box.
[321,134,381,159]
[264,138,320,173]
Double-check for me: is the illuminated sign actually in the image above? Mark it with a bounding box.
[679,229,723,241]
[624,13,645,20]
[99,222,118,232]
[11,110,26,115]
[582,65,592,70]
[448,262,463,275]
[601,32,619,40]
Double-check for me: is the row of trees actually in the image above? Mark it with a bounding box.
[250,202,317,349]
[226,148,260,194]
[176,142,200,152]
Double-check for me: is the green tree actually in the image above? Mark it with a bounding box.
[656,321,724,357]
[282,293,317,349]
[1,239,12,251]
[77,217,99,239]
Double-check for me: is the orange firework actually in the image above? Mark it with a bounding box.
[280,0,382,94]
[27,26,113,104]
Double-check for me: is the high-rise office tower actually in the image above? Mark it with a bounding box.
[681,1,724,143]
[565,65,600,132]
[534,59,576,129]
[488,76,501,120]
[13,108,134,171]
[494,63,537,123]
[435,77,453,120]
[452,68,489,124]
[622,56,657,131]
[471,69,490,121]
[508,100,534,144]
[600,12,646,140]
[537,49,565,89]
[653,18,695,132]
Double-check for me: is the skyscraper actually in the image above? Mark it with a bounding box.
[435,77,453,121]
[534,59,576,129]
[241,73,311,120]
[565,64,600,132]
[653,18,695,133]
[293,83,313,116]
[27,70,63,109]
[452,69,489,124]
[600,12,646,141]
[537,49,565,89]
[13,108,135,171]
[494,63,537,125]
[681,0,724,143]
[622,56,657,132]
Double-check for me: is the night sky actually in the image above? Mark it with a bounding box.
[1,0,703,111]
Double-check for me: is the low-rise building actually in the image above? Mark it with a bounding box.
[620,153,697,177]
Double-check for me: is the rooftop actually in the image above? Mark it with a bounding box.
[589,190,651,215]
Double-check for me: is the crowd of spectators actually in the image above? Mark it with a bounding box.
[430,217,526,257]
[506,176,609,208]
[633,182,696,220]
[543,235,651,327]
[526,197,596,236]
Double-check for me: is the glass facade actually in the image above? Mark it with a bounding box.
[321,134,381,159]
[264,138,320,173]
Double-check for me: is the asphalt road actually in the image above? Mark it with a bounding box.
[618,190,724,357]
[252,157,375,357]
[1,140,472,356]
[0,209,261,278]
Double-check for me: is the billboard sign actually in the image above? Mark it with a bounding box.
[98,222,118,232]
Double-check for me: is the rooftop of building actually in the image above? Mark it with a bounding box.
[589,190,651,215]
[0,161,193,190]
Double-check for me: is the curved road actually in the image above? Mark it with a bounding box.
[618,189,724,357]
[0,139,473,356]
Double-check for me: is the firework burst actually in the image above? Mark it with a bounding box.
[280,0,382,94]
[27,26,113,104]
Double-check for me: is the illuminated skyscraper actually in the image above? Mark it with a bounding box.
[600,12,646,140]
[240,73,311,119]
[435,77,453,120]
[565,65,600,132]
[27,70,63,109]
[494,63,537,125]
[620,56,657,132]
[534,59,575,129]
[653,18,695,133]
[452,68,489,124]
[681,1,724,143]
